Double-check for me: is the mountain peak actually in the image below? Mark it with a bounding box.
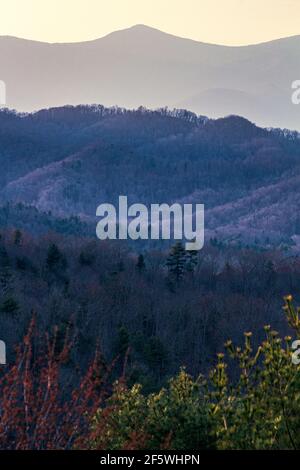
[107,24,172,39]
[126,24,171,33]
[130,24,156,31]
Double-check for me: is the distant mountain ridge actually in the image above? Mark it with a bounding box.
[0,25,300,129]
[1,105,300,250]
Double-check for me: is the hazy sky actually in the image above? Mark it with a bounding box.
[0,0,299,45]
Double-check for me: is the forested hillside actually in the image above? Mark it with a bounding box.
[1,228,299,389]
[1,105,300,249]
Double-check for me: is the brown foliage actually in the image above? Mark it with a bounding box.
[0,317,113,450]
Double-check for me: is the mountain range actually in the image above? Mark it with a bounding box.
[0,25,299,129]
[1,105,300,250]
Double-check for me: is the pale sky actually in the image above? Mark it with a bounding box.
[0,0,299,45]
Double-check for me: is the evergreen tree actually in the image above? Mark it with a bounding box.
[186,250,198,273]
[0,246,10,269]
[136,254,146,272]
[166,242,187,282]
[46,243,67,271]
[0,297,19,314]
[13,229,22,246]
[0,245,12,298]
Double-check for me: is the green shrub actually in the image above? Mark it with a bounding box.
[88,369,215,450]
[86,296,300,450]
[208,295,300,449]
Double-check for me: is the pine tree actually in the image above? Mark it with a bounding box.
[0,246,10,269]
[0,245,12,298]
[14,229,22,246]
[136,254,146,272]
[186,250,198,273]
[0,297,19,314]
[166,242,187,282]
[46,243,67,271]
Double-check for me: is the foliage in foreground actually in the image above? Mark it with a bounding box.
[87,296,300,450]
[86,370,214,450]
[209,295,300,450]
[0,318,113,450]
[0,297,299,450]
